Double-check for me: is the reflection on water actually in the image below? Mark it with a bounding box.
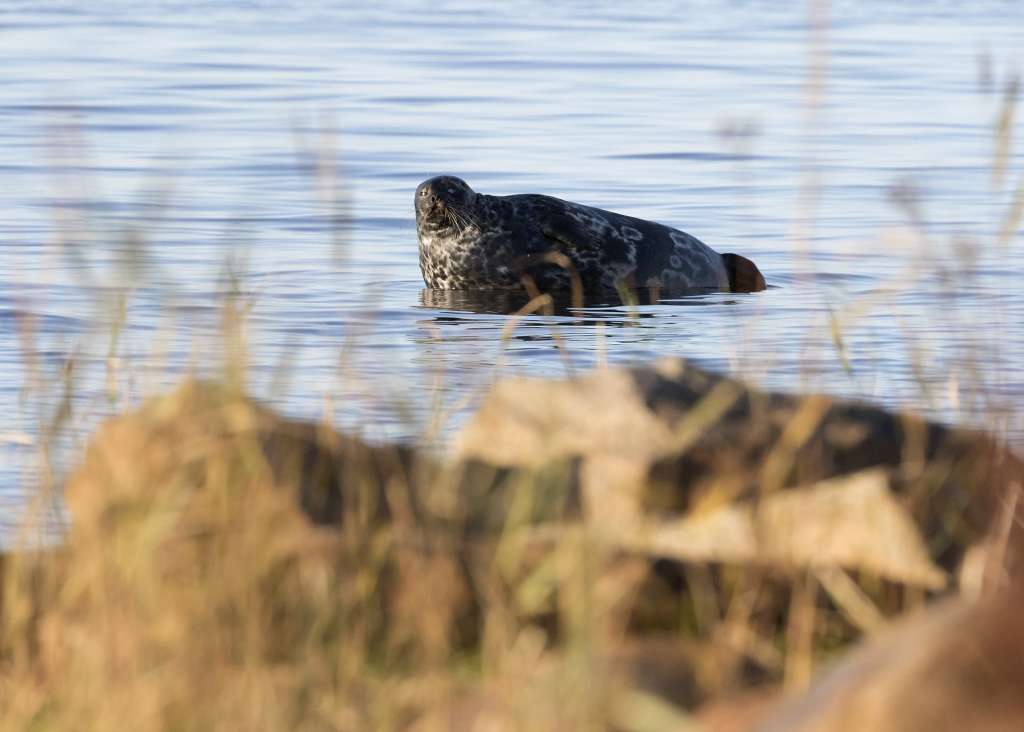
[420,288,549,315]
[417,286,740,316]
[2,1,1024,514]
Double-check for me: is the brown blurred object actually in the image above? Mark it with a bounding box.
[64,379,420,533]
[694,689,782,732]
[747,588,1024,732]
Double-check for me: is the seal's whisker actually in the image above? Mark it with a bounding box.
[447,208,466,234]
[449,205,478,231]
[457,206,479,228]
[446,208,465,235]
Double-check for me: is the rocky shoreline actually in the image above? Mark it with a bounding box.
[49,359,1024,730]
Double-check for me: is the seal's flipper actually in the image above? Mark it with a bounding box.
[540,224,581,252]
[539,211,632,264]
[539,213,598,256]
[722,253,766,293]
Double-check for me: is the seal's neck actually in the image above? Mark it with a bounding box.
[416,201,483,250]
[417,215,458,239]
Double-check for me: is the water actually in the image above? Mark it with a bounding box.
[3,1,1024,526]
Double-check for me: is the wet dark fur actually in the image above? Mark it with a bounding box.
[415,175,766,296]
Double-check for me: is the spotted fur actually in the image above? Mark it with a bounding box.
[415,175,761,295]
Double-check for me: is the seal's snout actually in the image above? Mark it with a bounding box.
[415,175,474,222]
[415,181,439,216]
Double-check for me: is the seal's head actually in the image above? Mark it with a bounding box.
[415,175,476,231]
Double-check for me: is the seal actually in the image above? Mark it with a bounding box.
[415,175,766,296]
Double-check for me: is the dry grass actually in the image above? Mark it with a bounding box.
[1,345,1021,731]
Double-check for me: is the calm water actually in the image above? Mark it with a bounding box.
[3,2,1024,530]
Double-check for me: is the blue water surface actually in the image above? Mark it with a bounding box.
[2,1,1024,536]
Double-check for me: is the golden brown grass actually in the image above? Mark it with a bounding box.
[1,348,1020,731]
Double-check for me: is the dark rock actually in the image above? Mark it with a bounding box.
[454,358,1024,579]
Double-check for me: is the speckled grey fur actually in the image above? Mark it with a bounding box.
[415,175,731,294]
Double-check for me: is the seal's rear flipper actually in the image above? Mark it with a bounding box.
[722,253,766,293]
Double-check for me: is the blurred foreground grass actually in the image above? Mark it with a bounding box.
[2,333,1022,730]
